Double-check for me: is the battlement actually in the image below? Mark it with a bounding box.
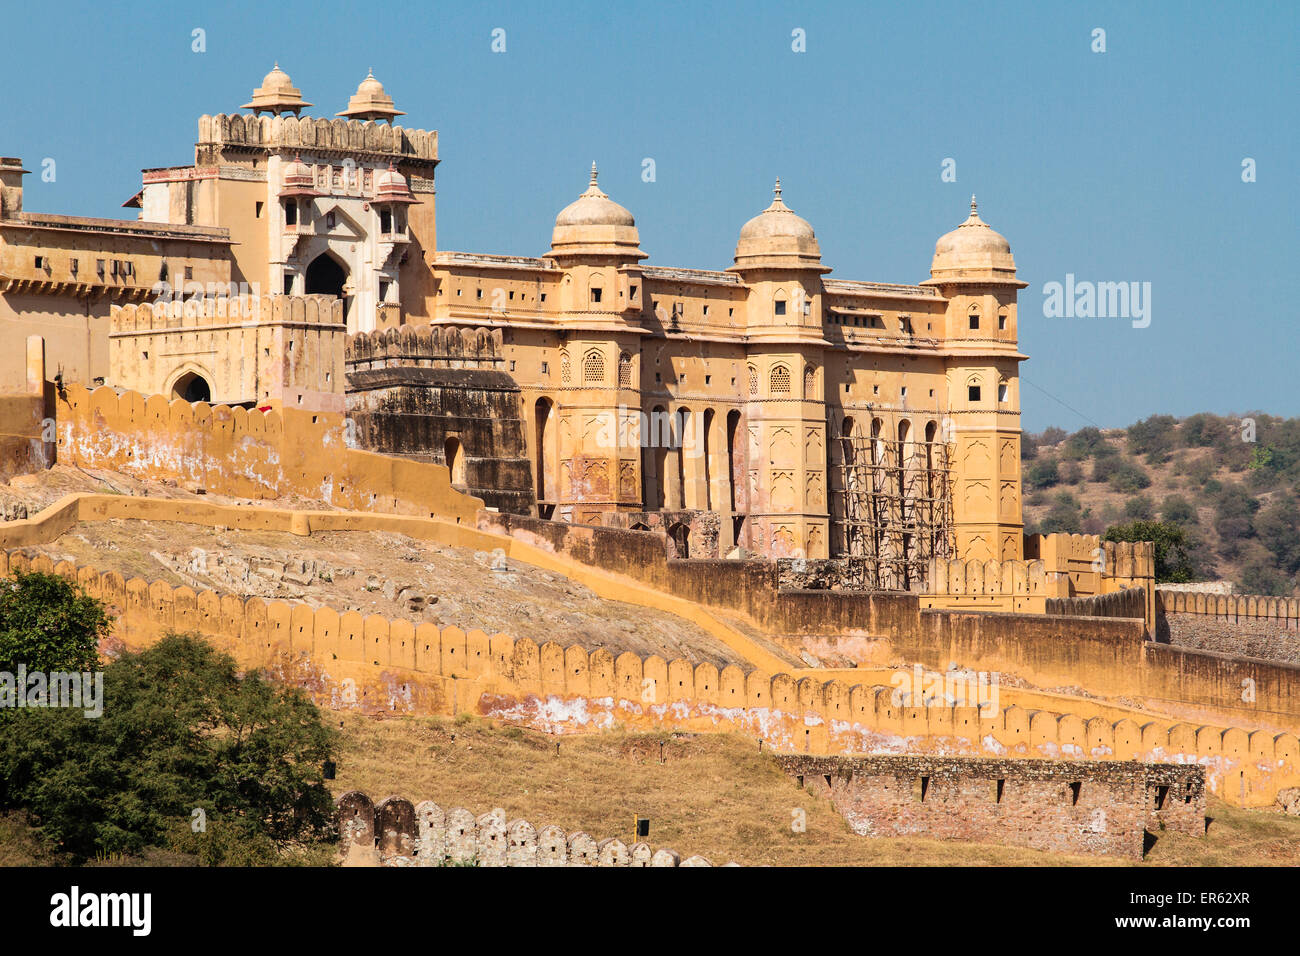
[336,793,715,867]
[110,294,344,334]
[345,324,504,370]
[1160,589,1300,627]
[197,113,437,164]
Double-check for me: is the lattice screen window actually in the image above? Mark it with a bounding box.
[560,352,571,384]
[770,364,791,395]
[803,365,817,399]
[747,365,758,396]
[618,353,633,387]
[583,349,605,384]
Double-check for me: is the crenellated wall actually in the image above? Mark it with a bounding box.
[335,792,717,867]
[345,325,535,515]
[3,541,1296,808]
[108,294,346,410]
[53,384,482,521]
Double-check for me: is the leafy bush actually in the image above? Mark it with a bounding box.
[1126,415,1178,463]
[1020,433,1039,461]
[1160,495,1197,525]
[1039,426,1067,447]
[1104,521,1198,583]
[1124,495,1155,520]
[1039,491,1083,535]
[1059,461,1084,485]
[1254,495,1300,575]
[0,571,110,675]
[1107,460,1152,493]
[0,633,339,863]
[1025,457,1060,490]
[1061,427,1108,461]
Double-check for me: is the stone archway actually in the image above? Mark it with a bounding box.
[305,251,348,298]
[171,370,212,404]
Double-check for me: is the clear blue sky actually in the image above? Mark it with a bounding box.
[3,0,1295,431]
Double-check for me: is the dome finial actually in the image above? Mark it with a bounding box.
[590,162,599,186]
[774,178,782,199]
[970,195,978,215]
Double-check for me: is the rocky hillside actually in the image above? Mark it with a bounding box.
[1020,413,1300,595]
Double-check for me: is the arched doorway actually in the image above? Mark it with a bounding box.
[171,371,211,404]
[305,251,348,298]
[534,398,555,517]
[667,521,690,558]
[444,436,466,487]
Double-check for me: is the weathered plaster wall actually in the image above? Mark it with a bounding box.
[53,383,481,523]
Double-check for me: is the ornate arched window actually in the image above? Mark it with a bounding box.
[770,364,791,395]
[803,365,817,399]
[583,349,605,384]
[747,365,758,396]
[618,352,633,388]
[560,351,571,384]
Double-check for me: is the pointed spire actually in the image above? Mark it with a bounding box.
[971,194,978,214]
[590,162,599,186]
[774,178,782,200]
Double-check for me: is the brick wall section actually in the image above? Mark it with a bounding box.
[776,754,1204,859]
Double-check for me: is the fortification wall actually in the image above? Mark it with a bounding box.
[345,326,535,516]
[6,539,1297,808]
[336,792,716,867]
[109,295,346,410]
[1046,587,1148,621]
[53,384,481,522]
[777,754,1204,859]
[1157,590,1300,666]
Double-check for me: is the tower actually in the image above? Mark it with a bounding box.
[727,181,832,558]
[923,197,1027,561]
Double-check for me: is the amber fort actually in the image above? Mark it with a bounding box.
[0,65,1296,861]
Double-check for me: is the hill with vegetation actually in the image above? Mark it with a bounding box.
[1020,413,1300,595]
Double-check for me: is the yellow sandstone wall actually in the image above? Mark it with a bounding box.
[53,384,481,523]
[2,540,1297,808]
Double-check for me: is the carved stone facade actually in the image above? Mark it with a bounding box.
[0,66,1027,563]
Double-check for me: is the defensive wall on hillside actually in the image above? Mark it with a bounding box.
[1157,588,1300,665]
[475,511,1295,732]
[336,792,720,867]
[0,493,1296,807]
[52,383,482,523]
[778,754,1205,859]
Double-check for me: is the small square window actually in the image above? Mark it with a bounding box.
[872,385,880,395]
[969,314,980,330]
[540,293,547,302]
[998,384,1009,402]
[901,387,908,399]
[702,305,709,316]
[34,256,44,269]
[541,361,549,374]
[476,289,483,299]
[184,266,193,280]
[998,314,1007,330]
[509,360,516,371]
[969,385,981,402]
[255,201,264,218]
[774,300,787,316]
[591,288,602,303]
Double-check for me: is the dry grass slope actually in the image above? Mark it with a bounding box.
[331,713,1300,867]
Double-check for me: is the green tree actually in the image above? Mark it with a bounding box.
[1104,521,1198,583]
[0,633,339,863]
[0,571,110,675]
[1160,495,1197,526]
[1025,457,1060,490]
[1254,495,1300,575]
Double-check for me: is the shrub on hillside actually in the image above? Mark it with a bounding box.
[1039,426,1067,447]
[1025,457,1060,490]
[0,571,110,676]
[1126,415,1178,463]
[1107,460,1152,493]
[1103,521,1198,583]
[1124,495,1155,520]
[1160,495,1197,526]
[0,633,339,864]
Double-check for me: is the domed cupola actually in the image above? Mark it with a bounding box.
[927,196,1018,282]
[374,163,418,204]
[243,63,312,116]
[730,180,828,273]
[548,164,645,261]
[279,154,321,197]
[337,70,406,123]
